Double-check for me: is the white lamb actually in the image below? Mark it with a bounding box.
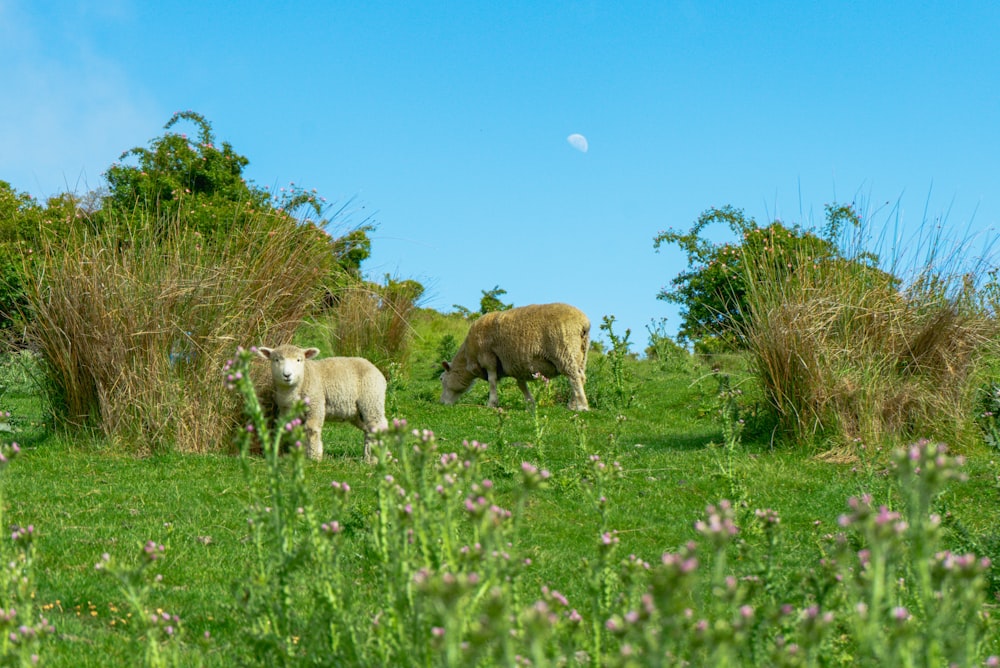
[257,344,388,462]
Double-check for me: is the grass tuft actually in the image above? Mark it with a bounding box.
[21,207,336,453]
[740,211,997,454]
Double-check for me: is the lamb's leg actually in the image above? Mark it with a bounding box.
[304,412,325,460]
[355,412,386,465]
[362,431,377,465]
[304,427,324,459]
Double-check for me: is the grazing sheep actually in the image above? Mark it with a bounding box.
[441,303,590,410]
[257,344,387,462]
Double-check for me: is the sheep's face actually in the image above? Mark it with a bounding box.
[439,361,469,404]
[257,345,319,389]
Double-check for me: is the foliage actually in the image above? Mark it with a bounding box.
[225,346,554,666]
[599,316,635,410]
[2,330,1000,665]
[478,285,513,314]
[586,316,637,411]
[453,285,513,319]
[0,438,54,666]
[644,318,691,371]
[434,335,459,378]
[975,382,1000,452]
[84,352,1000,665]
[0,183,85,331]
[6,112,399,451]
[101,111,372,276]
[103,111,263,224]
[653,205,840,350]
[95,544,196,668]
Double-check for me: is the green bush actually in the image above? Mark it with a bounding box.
[653,205,840,350]
[0,183,83,332]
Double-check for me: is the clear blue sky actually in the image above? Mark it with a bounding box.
[3,1,998,348]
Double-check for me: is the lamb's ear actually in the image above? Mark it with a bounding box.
[442,361,451,372]
[257,347,273,360]
[304,348,321,359]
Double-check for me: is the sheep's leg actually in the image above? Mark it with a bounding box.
[566,368,590,411]
[516,379,535,407]
[362,431,377,465]
[486,368,500,408]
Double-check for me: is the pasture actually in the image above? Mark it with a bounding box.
[1,309,999,666]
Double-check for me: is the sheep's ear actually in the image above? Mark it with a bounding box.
[442,361,451,372]
[257,347,273,360]
[304,348,321,359]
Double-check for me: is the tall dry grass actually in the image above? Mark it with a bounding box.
[741,227,997,453]
[21,208,337,453]
[323,278,421,374]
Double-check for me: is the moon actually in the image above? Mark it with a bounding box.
[566,133,588,153]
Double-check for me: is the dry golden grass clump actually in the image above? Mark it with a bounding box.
[742,248,996,454]
[323,278,421,375]
[22,210,337,453]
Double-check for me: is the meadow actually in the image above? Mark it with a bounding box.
[1,308,998,666]
[2,118,999,666]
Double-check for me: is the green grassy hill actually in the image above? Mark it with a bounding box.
[1,308,998,666]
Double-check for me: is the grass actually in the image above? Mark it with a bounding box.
[1,312,999,665]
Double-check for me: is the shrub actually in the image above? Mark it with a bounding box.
[0,183,85,332]
[451,285,513,319]
[653,206,838,351]
[644,317,691,372]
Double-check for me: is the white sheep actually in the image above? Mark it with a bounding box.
[441,302,590,410]
[257,344,388,462]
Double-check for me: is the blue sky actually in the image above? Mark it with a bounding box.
[2,1,999,348]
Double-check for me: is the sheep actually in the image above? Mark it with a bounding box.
[441,302,590,410]
[256,344,388,462]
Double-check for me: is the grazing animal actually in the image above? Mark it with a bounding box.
[257,344,387,462]
[441,303,590,410]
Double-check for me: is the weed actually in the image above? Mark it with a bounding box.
[587,316,636,411]
[976,382,1000,452]
[95,543,195,668]
[712,369,750,505]
[0,438,53,666]
[644,318,691,372]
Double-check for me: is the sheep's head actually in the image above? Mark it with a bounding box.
[257,345,319,389]
[440,361,471,404]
